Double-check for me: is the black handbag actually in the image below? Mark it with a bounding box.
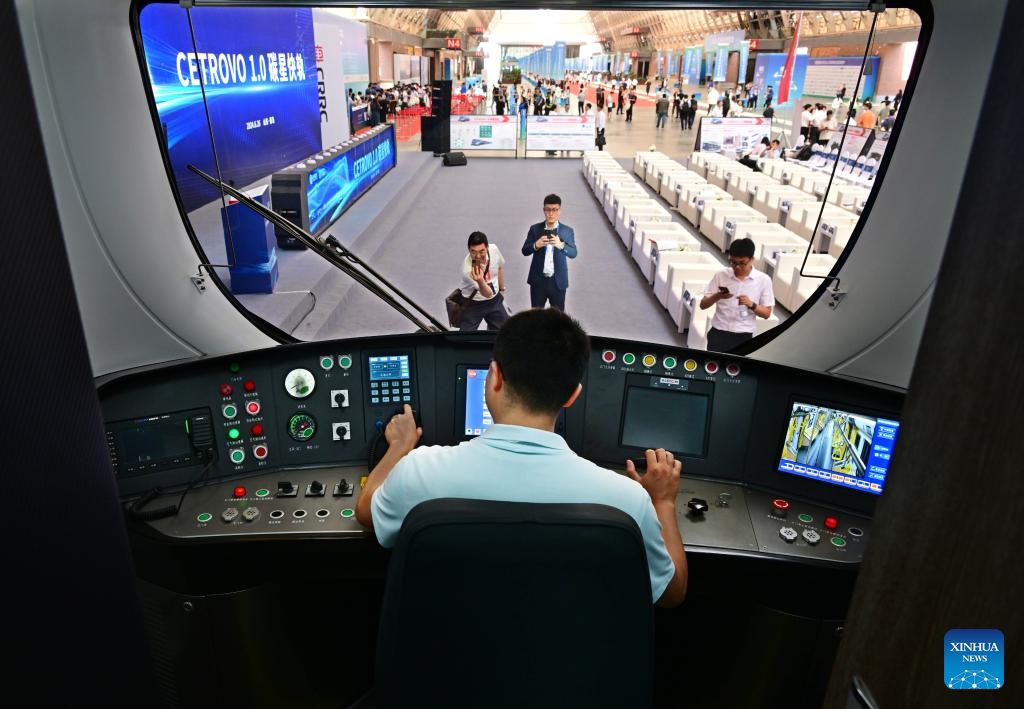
[445,288,476,328]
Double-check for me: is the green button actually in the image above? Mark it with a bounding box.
[256,488,270,498]
[799,513,813,523]
[228,428,240,440]
[338,355,353,369]
[830,536,846,547]
[197,513,212,523]
[663,356,677,370]
[622,353,636,365]
[340,508,355,518]
[229,362,241,373]
[222,404,237,419]
[319,356,334,370]
[229,449,245,464]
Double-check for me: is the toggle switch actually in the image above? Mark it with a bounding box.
[277,481,297,497]
[306,480,325,497]
[332,422,352,441]
[331,389,350,408]
[334,479,355,497]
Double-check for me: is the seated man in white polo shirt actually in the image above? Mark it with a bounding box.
[699,237,775,353]
[354,309,688,607]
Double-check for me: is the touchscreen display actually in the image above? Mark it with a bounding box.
[778,401,900,495]
[463,368,492,436]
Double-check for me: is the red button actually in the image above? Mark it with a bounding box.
[824,516,839,530]
[246,401,261,415]
[219,383,233,396]
[253,445,268,459]
[705,361,719,374]
[233,486,246,498]
[726,363,740,377]
[602,350,616,363]
[244,380,256,392]
[251,424,264,436]
[771,498,790,516]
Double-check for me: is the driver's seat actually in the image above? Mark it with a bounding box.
[372,498,655,709]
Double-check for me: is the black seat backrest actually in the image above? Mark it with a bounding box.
[374,498,654,709]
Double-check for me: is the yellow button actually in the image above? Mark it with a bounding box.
[684,359,698,372]
[642,354,657,368]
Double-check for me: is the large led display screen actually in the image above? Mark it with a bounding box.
[140,4,322,211]
[525,116,596,152]
[306,126,396,234]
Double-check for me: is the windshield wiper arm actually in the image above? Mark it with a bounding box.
[187,164,447,333]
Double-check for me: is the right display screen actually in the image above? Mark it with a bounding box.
[778,401,900,495]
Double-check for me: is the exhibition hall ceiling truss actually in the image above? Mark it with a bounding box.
[359,7,921,50]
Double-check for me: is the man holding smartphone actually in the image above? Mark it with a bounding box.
[699,237,775,353]
[521,193,577,311]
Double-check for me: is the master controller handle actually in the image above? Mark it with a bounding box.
[687,498,709,516]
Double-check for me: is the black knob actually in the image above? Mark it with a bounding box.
[278,481,295,495]
[310,480,324,494]
[687,498,709,516]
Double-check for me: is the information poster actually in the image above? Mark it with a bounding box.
[449,115,518,150]
[803,57,879,100]
[697,117,772,155]
[525,115,595,152]
[829,125,873,157]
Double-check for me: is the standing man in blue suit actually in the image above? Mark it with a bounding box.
[522,194,577,310]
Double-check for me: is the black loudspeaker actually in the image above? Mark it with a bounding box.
[431,79,452,117]
[443,151,467,166]
[420,115,450,153]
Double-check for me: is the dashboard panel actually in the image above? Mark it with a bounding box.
[100,332,903,565]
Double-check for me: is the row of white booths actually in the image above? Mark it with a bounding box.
[582,148,871,349]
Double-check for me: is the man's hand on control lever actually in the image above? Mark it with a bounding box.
[386,404,422,454]
[625,448,681,505]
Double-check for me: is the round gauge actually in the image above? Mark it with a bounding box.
[288,413,317,442]
[284,368,316,399]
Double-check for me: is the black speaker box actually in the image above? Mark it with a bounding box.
[420,115,450,153]
[443,151,467,166]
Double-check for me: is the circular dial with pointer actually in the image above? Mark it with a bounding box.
[284,368,316,399]
[287,413,317,442]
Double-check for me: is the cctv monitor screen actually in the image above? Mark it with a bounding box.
[462,367,492,437]
[620,376,712,457]
[778,401,900,496]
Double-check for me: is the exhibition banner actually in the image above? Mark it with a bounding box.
[830,125,873,157]
[752,53,809,107]
[449,115,518,150]
[312,8,351,147]
[140,4,321,211]
[682,47,703,86]
[525,115,596,152]
[697,117,772,155]
[804,57,879,100]
[339,16,370,94]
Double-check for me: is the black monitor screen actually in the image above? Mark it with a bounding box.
[620,379,711,457]
[778,401,900,496]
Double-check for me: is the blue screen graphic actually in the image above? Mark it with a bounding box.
[778,402,899,496]
[306,127,396,233]
[463,369,492,437]
[368,355,409,382]
[140,5,322,211]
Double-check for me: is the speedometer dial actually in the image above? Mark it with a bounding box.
[288,413,317,442]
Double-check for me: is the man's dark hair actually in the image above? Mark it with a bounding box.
[467,231,489,248]
[493,309,590,414]
[727,237,756,259]
[543,194,562,207]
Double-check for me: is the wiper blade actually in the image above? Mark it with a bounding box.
[187,164,446,333]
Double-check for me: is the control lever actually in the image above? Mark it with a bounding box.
[369,406,423,471]
[687,498,709,517]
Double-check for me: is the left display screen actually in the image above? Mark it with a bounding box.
[463,368,492,436]
[367,353,413,406]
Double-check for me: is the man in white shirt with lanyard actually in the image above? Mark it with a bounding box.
[458,231,508,331]
[700,237,775,353]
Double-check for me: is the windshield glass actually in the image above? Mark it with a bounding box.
[136,2,922,349]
